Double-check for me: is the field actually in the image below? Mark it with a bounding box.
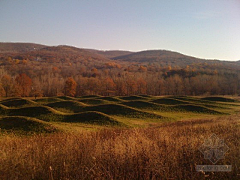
[0,96,239,179]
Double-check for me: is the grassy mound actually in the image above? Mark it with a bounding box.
[1,106,64,122]
[121,100,161,109]
[152,98,188,105]
[122,100,223,114]
[34,97,64,103]
[0,98,35,107]
[118,95,148,101]
[172,104,223,114]
[64,111,123,126]
[0,116,58,134]
[79,95,102,99]
[202,96,237,102]
[79,99,110,105]
[174,96,216,104]
[57,96,77,100]
[0,104,10,115]
[84,104,166,119]
[97,96,123,102]
[46,100,87,113]
[138,95,153,98]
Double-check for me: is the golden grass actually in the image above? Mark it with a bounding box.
[0,114,239,179]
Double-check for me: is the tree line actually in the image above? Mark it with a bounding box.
[0,67,238,97]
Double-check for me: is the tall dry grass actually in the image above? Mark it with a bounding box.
[0,115,239,180]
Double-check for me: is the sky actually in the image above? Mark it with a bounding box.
[0,0,240,61]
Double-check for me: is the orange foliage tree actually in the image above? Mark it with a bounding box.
[1,75,12,97]
[104,77,116,95]
[137,78,147,94]
[64,77,77,97]
[15,73,32,97]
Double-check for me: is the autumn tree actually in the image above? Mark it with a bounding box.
[126,79,138,95]
[137,78,147,94]
[138,66,147,72]
[64,77,77,97]
[15,73,32,97]
[1,75,12,97]
[104,77,116,95]
[10,83,22,97]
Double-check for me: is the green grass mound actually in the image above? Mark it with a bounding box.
[174,96,225,105]
[64,111,123,126]
[202,97,237,102]
[79,95,102,99]
[57,96,77,100]
[34,97,64,103]
[118,95,148,101]
[84,104,166,119]
[152,98,189,105]
[0,116,58,134]
[172,104,223,114]
[0,98,35,107]
[121,100,222,114]
[1,106,64,122]
[138,95,153,98]
[46,100,87,113]
[121,100,161,109]
[79,99,110,105]
[97,96,123,102]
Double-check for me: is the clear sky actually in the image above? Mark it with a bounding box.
[0,0,240,61]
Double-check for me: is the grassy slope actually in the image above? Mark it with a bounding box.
[0,116,59,134]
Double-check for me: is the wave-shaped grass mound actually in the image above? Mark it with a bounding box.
[0,116,58,134]
[138,95,153,98]
[64,111,123,126]
[121,100,223,114]
[202,97,237,102]
[0,106,64,122]
[79,95,102,99]
[172,105,224,114]
[173,96,217,104]
[97,97,123,102]
[118,95,148,101]
[56,96,77,100]
[121,100,161,109]
[34,97,64,103]
[0,105,124,126]
[84,104,166,119]
[152,98,189,105]
[46,100,87,113]
[0,98,35,107]
[79,99,110,105]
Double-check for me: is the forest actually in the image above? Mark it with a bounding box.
[0,43,239,97]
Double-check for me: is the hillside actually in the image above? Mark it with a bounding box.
[0,42,46,53]
[87,49,133,59]
[1,42,238,66]
[0,43,111,63]
[112,49,206,66]
[1,42,238,68]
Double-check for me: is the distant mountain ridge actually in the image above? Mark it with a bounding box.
[112,49,203,64]
[0,42,239,67]
[86,49,133,59]
[0,42,46,53]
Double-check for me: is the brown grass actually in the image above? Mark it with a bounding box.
[0,115,239,180]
